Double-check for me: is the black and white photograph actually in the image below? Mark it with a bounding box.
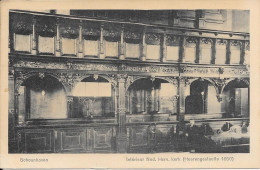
[7,9,251,154]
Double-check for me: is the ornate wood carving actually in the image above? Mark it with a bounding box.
[185,36,197,45]
[146,33,161,45]
[200,37,213,45]
[124,31,141,40]
[216,39,227,46]
[230,40,242,47]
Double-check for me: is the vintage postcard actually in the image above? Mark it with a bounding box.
[0,0,260,169]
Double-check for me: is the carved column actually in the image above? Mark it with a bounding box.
[99,24,105,59]
[240,41,246,65]
[226,40,231,64]
[55,18,61,57]
[177,77,190,121]
[119,25,125,60]
[78,20,83,58]
[141,30,146,61]
[162,33,167,62]
[195,37,201,63]
[9,70,16,141]
[67,96,74,118]
[179,36,186,62]
[116,74,127,153]
[211,39,217,64]
[31,17,37,55]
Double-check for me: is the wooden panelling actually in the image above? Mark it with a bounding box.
[60,129,86,152]
[14,34,31,52]
[93,127,113,151]
[22,131,54,153]
[61,38,77,55]
[127,125,149,152]
[38,36,55,54]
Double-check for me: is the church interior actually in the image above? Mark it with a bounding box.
[8,9,250,153]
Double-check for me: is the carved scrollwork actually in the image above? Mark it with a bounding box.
[9,69,15,78]
[216,39,227,46]
[230,40,242,47]
[67,96,74,103]
[38,72,45,79]
[178,77,192,87]
[185,36,197,44]
[166,35,180,45]
[146,33,161,45]
[124,31,141,40]
[56,73,82,87]
[218,67,224,74]
[200,37,213,45]
[103,74,117,88]
[245,41,250,51]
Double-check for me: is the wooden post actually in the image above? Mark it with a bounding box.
[99,24,105,59]
[177,77,189,121]
[226,40,231,64]
[162,33,167,62]
[78,20,83,58]
[141,30,146,61]
[195,37,201,63]
[211,39,216,64]
[179,36,186,62]
[67,96,73,118]
[55,19,61,57]
[240,41,246,65]
[116,74,127,153]
[31,17,37,55]
[119,25,125,60]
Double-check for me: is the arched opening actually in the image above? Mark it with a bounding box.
[126,78,178,115]
[18,75,67,122]
[185,79,220,115]
[72,76,115,118]
[222,79,249,118]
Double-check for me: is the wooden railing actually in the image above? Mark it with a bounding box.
[9,10,250,66]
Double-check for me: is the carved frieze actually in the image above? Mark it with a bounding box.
[124,31,141,40]
[56,73,83,87]
[200,37,213,45]
[146,33,161,45]
[166,35,180,45]
[185,36,197,44]
[181,66,219,77]
[216,39,227,46]
[230,40,242,47]
[120,64,178,74]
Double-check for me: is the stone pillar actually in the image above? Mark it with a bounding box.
[55,19,61,57]
[78,20,83,58]
[99,24,105,59]
[119,25,125,60]
[31,17,37,55]
[141,30,146,61]
[177,77,190,121]
[179,36,186,62]
[116,74,127,153]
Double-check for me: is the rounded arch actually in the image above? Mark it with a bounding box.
[15,72,69,95]
[220,78,249,94]
[75,74,117,89]
[189,78,219,96]
[125,76,147,92]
